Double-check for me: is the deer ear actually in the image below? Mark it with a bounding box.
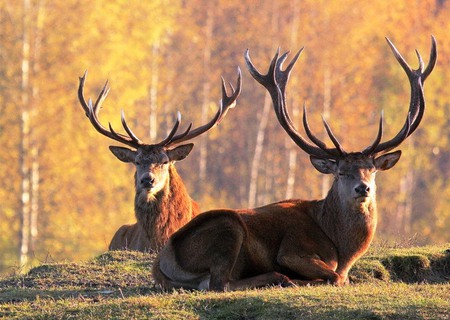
[310,156,336,174]
[109,146,136,163]
[167,143,194,162]
[374,150,402,171]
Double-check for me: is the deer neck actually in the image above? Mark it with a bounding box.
[315,182,378,273]
[134,165,196,249]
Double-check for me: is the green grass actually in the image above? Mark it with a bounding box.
[1,244,449,319]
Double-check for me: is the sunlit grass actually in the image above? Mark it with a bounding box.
[1,244,449,319]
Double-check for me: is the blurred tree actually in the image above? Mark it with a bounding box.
[0,0,449,274]
[0,1,22,272]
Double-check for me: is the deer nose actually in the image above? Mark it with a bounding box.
[140,176,155,188]
[355,183,370,197]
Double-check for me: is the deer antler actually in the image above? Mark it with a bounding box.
[245,36,437,159]
[78,71,143,148]
[364,36,437,155]
[78,68,242,149]
[245,48,343,159]
[159,67,242,148]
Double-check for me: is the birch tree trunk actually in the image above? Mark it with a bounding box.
[259,150,275,206]
[396,162,414,235]
[321,66,332,198]
[320,9,332,199]
[248,0,280,207]
[30,144,39,252]
[285,0,301,199]
[285,107,299,199]
[19,0,43,265]
[149,39,160,141]
[19,0,32,267]
[19,111,31,267]
[29,0,44,254]
[248,94,271,208]
[198,5,213,189]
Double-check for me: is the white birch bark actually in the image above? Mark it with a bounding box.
[149,39,160,141]
[198,6,213,187]
[321,66,331,198]
[285,0,301,199]
[248,94,271,208]
[30,144,39,252]
[19,0,31,267]
[29,0,44,254]
[397,163,414,235]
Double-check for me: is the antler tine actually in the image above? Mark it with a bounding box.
[161,68,242,148]
[302,103,327,150]
[275,50,346,158]
[246,48,342,159]
[157,111,183,147]
[371,36,436,155]
[245,49,283,126]
[77,72,142,149]
[320,115,346,155]
[92,80,110,116]
[218,67,242,123]
[423,35,437,81]
[373,112,412,154]
[275,49,303,94]
[362,112,384,155]
[245,48,279,91]
[120,110,143,145]
[276,87,335,159]
[78,71,90,116]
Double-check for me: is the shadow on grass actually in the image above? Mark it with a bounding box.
[183,293,436,320]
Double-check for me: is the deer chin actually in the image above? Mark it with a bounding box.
[342,196,369,210]
[354,195,370,202]
[136,188,158,203]
[354,195,375,209]
[352,196,375,213]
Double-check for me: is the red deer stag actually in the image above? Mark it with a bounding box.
[77,69,241,251]
[152,37,436,291]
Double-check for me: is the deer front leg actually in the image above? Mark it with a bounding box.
[276,238,345,286]
[227,272,295,291]
[277,254,345,285]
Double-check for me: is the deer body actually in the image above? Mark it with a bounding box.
[78,69,241,252]
[153,153,395,290]
[153,37,436,290]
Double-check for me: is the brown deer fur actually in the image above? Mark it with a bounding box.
[109,164,200,251]
[152,37,437,290]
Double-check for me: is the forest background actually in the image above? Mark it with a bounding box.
[0,0,449,274]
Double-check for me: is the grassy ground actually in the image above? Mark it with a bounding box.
[0,244,449,319]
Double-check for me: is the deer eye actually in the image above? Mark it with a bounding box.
[135,161,141,166]
[159,161,169,167]
[339,172,353,179]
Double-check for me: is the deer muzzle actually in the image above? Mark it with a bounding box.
[354,183,371,198]
[140,175,155,189]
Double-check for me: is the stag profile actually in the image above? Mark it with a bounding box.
[152,37,437,290]
[78,69,241,251]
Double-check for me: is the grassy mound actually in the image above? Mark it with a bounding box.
[350,244,450,284]
[0,244,449,319]
[0,251,158,303]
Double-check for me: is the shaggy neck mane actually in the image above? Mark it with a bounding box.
[134,165,197,250]
[316,180,378,271]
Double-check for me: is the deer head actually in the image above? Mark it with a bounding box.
[245,37,437,207]
[78,69,242,197]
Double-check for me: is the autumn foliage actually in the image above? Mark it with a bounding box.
[0,0,449,273]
